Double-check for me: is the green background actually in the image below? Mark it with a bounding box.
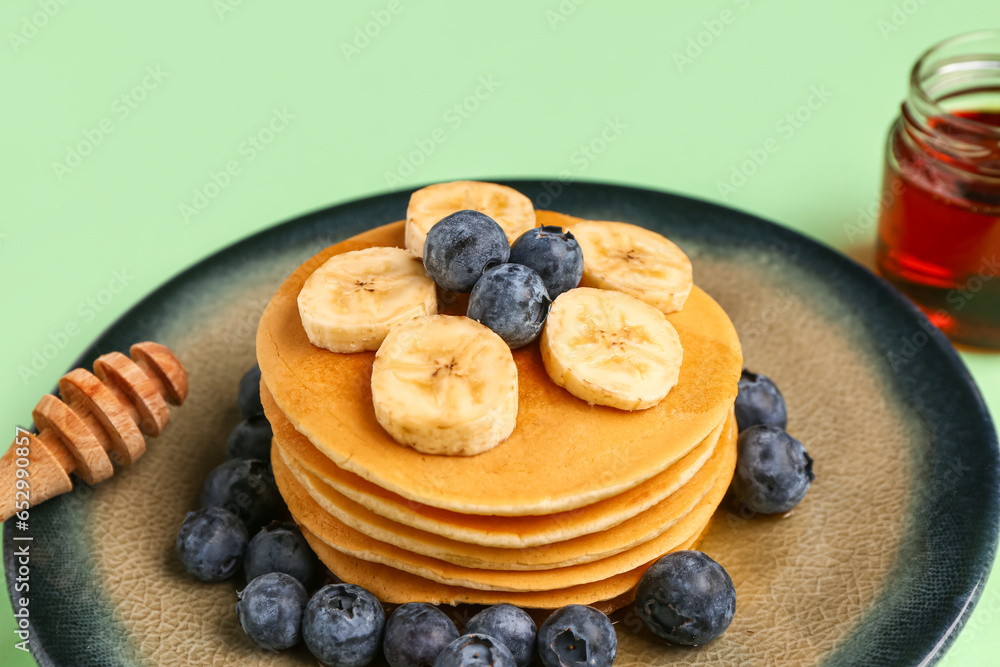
[2,0,999,663]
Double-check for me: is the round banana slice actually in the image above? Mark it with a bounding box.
[570,220,693,314]
[405,181,537,256]
[297,247,437,353]
[371,315,518,456]
[541,287,683,411]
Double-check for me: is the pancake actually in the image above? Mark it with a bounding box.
[273,434,737,592]
[298,521,710,612]
[257,220,742,516]
[274,411,733,570]
[264,381,734,547]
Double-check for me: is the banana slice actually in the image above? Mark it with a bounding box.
[371,315,518,456]
[297,247,437,353]
[406,181,537,256]
[540,287,683,411]
[570,220,693,314]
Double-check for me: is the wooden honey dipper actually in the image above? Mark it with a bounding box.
[0,342,187,522]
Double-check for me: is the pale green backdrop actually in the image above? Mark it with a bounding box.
[2,0,999,664]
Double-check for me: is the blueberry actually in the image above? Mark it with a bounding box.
[468,264,550,348]
[239,364,265,419]
[176,507,247,582]
[508,226,583,299]
[635,550,736,646]
[244,521,318,586]
[236,572,308,651]
[732,424,814,514]
[734,369,787,431]
[201,458,283,531]
[303,583,386,667]
[424,210,510,293]
[536,605,616,667]
[384,603,459,667]
[464,604,537,667]
[227,416,273,460]
[434,634,517,667]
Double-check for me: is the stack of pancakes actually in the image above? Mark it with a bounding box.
[257,217,743,612]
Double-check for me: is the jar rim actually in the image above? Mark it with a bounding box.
[910,28,1000,138]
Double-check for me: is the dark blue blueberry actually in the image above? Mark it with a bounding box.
[536,605,616,667]
[176,507,247,582]
[424,210,510,293]
[468,264,550,348]
[384,603,459,667]
[238,364,265,419]
[201,458,283,531]
[227,416,273,460]
[464,604,537,667]
[303,583,386,667]
[635,550,736,646]
[236,572,308,651]
[244,521,318,587]
[733,424,814,514]
[434,634,516,667]
[734,369,788,431]
[508,226,584,299]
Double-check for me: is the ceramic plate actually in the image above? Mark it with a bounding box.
[5,181,998,666]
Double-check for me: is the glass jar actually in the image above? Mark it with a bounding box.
[876,30,1000,349]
